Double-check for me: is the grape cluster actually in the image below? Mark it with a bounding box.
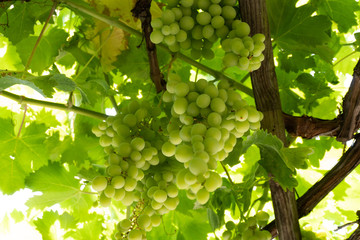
[162,73,263,204]
[221,20,265,71]
[91,100,164,208]
[150,0,240,59]
[222,211,272,240]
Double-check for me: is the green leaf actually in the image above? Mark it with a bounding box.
[0,36,25,71]
[16,28,68,73]
[207,208,221,231]
[281,147,313,170]
[311,0,359,33]
[0,76,45,96]
[10,209,24,223]
[25,162,94,217]
[64,214,104,240]
[0,120,49,194]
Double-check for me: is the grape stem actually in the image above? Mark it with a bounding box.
[0,90,108,120]
[61,0,254,97]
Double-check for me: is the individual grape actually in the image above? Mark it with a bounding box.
[107,165,122,176]
[180,0,194,8]
[170,22,180,35]
[191,25,203,40]
[162,9,176,25]
[252,33,265,43]
[196,94,211,108]
[175,144,193,163]
[113,188,125,201]
[191,123,207,136]
[151,18,163,29]
[176,30,187,42]
[197,0,211,10]
[231,38,245,54]
[207,112,222,126]
[162,141,176,157]
[169,130,182,145]
[225,221,236,230]
[131,137,145,151]
[238,57,250,70]
[166,184,179,198]
[117,142,132,157]
[151,214,161,227]
[164,35,176,45]
[99,193,111,207]
[235,108,248,121]
[189,157,208,175]
[124,177,137,191]
[211,15,225,29]
[153,189,168,203]
[104,185,116,198]
[221,38,232,52]
[247,106,261,122]
[179,16,195,31]
[223,0,236,5]
[204,84,218,98]
[169,43,180,52]
[167,0,179,8]
[174,82,190,97]
[210,97,226,113]
[173,97,188,115]
[208,4,222,16]
[196,11,212,25]
[171,7,183,20]
[111,176,125,189]
[244,40,254,51]
[137,214,151,229]
[128,229,143,240]
[164,197,179,210]
[223,52,238,67]
[216,25,229,38]
[202,48,215,59]
[202,24,215,39]
[123,113,137,127]
[92,176,108,192]
[196,188,210,204]
[222,5,236,19]
[99,135,112,147]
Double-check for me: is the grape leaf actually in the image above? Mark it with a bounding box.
[0,119,49,194]
[25,162,93,217]
[0,76,45,96]
[310,0,359,33]
[63,214,104,240]
[207,208,221,231]
[16,28,68,73]
[10,209,24,223]
[0,36,25,71]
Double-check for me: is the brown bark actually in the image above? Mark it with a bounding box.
[238,0,301,239]
[347,225,360,240]
[132,0,165,93]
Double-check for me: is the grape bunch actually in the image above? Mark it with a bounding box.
[161,73,263,204]
[222,211,272,240]
[91,100,164,208]
[150,0,241,59]
[221,20,265,71]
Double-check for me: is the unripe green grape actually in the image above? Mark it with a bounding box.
[123,191,136,206]
[247,216,257,227]
[196,11,212,25]
[180,0,194,7]
[202,48,215,59]
[196,188,210,204]
[179,125,192,141]
[244,40,254,51]
[223,0,236,5]
[104,185,115,198]
[99,135,112,147]
[235,108,248,121]
[117,142,132,157]
[111,175,125,189]
[162,9,176,25]
[222,5,236,19]
[189,158,208,175]
[203,39,213,49]
[105,127,115,137]
[193,141,205,152]
[237,57,249,70]
[210,15,224,29]
[221,38,232,52]
[153,189,168,203]
[172,7,183,20]
[108,153,121,165]
[209,4,222,16]
[191,49,202,59]
[194,150,210,163]
[151,199,162,210]
[256,211,270,223]
[169,22,180,35]
[191,123,207,136]
[131,137,145,151]
[176,169,189,189]
[130,150,141,162]
[196,94,211,108]
[235,121,250,133]
[169,130,182,145]
[164,35,176,46]
[176,30,187,42]
[135,108,148,121]
[231,38,245,54]
[162,141,176,157]
[107,165,122,176]
[99,193,111,207]
[191,39,203,50]
[239,48,250,58]
[250,121,261,130]
[254,230,272,240]
[179,16,195,31]
[195,78,208,91]
[127,165,139,179]
[169,44,180,54]
[92,125,103,137]
[175,82,190,97]
[162,90,173,103]
[191,134,203,143]
[161,25,172,36]
[113,188,125,201]
[192,25,203,40]
[223,52,238,67]
[92,176,108,192]
[124,177,137,191]
[151,18,163,29]
[184,171,197,185]
[210,97,226,113]
[187,102,200,117]
[168,0,179,7]
[247,106,261,122]
[151,214,161,227]
[207,112,222,126]
[186,190,196,200]
[222,230,232,240]
[225,221,236,230]
[217,89,228,102]
[166,184,179,198]
[137,214,151,229]
[197,0,211,10]
[202,24,215,39]
[147,186,159,198]
[204,137,221,155]
[205,127,222,141]
[252,33,265,43]
[164,197,179,210]
[216,25,229,38]
[118,219,131,231]
[128,229,143,240]
[173,97,188,115]
[204,84,218,98]
[249,62,262,72]
[98,121,107,130]
[175,144,193,163]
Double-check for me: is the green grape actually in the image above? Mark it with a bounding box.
[202,24,215,39]
[179,125,192,141]
[172,7,183,20]
[131,137,145,151]
[222,5,236,19]
[222,230,232,240]
[113,122,131,137]
[204,137,220,155]
[151,214,161,227]
[249,62,261,71]
[207,112,222,126]
[235,108,248,121]
[244,40,254,51]
[223,0,236,5]
[92,176,108,192]
[231,38,245,54]
[191,123,207,136]
[99,135,112,147]
[193,141,205,152]
[173,97,188,115]
[187,102,200,117]
[99,193,112,207]
[164,197,179,210]
[164,35,176,45]
[235,121,250,133]
[169,43,180,52]
[108,153,122,165]
[195,78,208,91]
[239,48,250,57]
[218,88,228,101]
[168,0,179,7]
[162,141,176,157]
[98,121,107,130]
[124,177,137,191]
[205,127,222,141]
[223,52,238,67]
[225,221,236,230]
[196,11,212,25]
[169,130,182,145]
[92,125,103,137]
[250,121,261,130]
[179,16,195,31]
[176,30,187,42]
[176,169,189,189]
[153,189,168,203]
[170,22,180,35]
[208,4,222,16]
[162,90,173,102]
[111,176,125,189]
[117,142,132,157]
[211,0,221,3]
[196,188,210,204]
[184,171,197,185]
[175,144,193,163]
[137,214,151,229]
[104,185,116,198]
[166,184,179,197]
[196,94,211,108]
[162,9,176,25]
[189,157,208,175]
[128,229,143,240]
[221,38,232,52]
[238,57,250,70]
[211,15,225,29]
[247,106,261,122]
[191,25,203,40]
[127,165,139,179]
[204,171,222,191]
[216,25,229,38]
[204,84,219,98]
[252,33,265,43]
[106,127,115,137]
[180,0,194,8]
[151,18,163,29]
[113,188,125,201]
[202,48,215,59]
[191,49,202,59]
[180,6,192,16]
[174,82,190,97]
[191,39,203,50]
[210,97,226,113]
[197,0,211,10]
[107,165,122,176]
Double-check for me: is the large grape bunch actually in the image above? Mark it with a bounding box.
[161,73,263,204]
[150,0,266,71]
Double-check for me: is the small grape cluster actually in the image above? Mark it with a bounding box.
[221,20,265,71]
[161,73,263,204]
[91,100,164,208]
[222,211,272,240]
[150,0,240,59]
